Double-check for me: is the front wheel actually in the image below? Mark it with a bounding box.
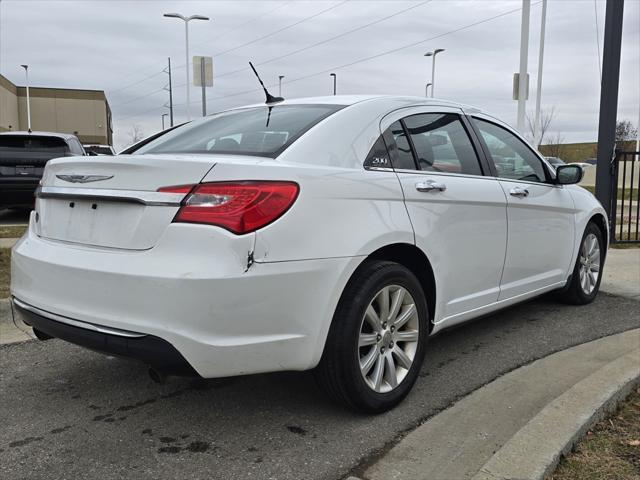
[315,261,429,413]
[561,222,605,305]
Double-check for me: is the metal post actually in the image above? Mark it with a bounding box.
[595,0,624,227]
[517,0,531,133]
[184,21,191,121]
[161,114,167,130]
[167,57,174,127]
[200,57,206,116]
[278,75,284,97]
[20,65,31,132]
[533,0,547,147]
[430,55,436,98]
[330,73,336,95]
[425,83,432,98]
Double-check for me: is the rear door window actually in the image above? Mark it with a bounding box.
[402,113,483,175]
[0,136,69,153]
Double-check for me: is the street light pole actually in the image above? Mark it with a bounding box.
[533,0,547,147]
[278,75,284,97]
[163,13,210,122]
[20,65,31,132]
[425,83,432,98]
[424,49,445,98]
[330,73,336,95]
[517,0,531,134]
[161,113,168,130]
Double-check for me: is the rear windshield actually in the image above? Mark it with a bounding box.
[0,135,69,153]
[85,146,113,155]
[133,104,343,158]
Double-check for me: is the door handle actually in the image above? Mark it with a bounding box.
[416,180,447,192]
[509,187,529,198]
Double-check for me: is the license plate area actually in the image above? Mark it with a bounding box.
[37,198,147,248]
[15,166,35,175]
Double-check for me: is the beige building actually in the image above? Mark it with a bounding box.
[0,74,112,145]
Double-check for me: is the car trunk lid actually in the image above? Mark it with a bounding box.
[35,154,217,250]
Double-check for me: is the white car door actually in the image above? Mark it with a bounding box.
[380,107,508,324]
[470,116,576,300]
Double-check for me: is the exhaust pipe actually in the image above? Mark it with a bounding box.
[148,367,167,384]
[33,328,53,341]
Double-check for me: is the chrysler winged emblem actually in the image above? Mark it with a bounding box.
[56,174,114,183]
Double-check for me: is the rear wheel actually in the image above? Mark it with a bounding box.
[315,261,429,413]
[561,222,605,305]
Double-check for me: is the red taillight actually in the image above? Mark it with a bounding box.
[162,181,299,234]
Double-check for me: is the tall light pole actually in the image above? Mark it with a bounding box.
[330,73,337,95]
[424,49,445,98]
[533,0,547,147]
[425,83,432,98]
[517,0,531,134]
[20,65,31,132]
[163,13,210,122]
[278,75,284,97]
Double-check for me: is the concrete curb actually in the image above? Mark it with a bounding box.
[472,350,640,480]
[358,329,640,480]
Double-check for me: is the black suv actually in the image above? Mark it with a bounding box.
[0,131,86,209]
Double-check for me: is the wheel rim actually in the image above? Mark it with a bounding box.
[358,285,420,393]
[579,233,600,295]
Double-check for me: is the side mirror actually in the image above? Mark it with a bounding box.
[555,164,583,185]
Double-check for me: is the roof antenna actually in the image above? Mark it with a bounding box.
[249,62,284,104]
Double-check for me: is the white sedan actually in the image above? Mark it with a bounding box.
[11,96,607,412]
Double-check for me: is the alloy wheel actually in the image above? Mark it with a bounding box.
[579,232,600,295]
[358,285,420,393]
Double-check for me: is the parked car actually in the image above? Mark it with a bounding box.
[0,131,86,209]
[545,156,565,168]
[11,96,608,412]
[83,144,116,156]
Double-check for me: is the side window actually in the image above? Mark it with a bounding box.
[403,113,483,175]
[386,121,417,170]
[364,135,392,169]
[473,118,547,183]
[67,139,84,156]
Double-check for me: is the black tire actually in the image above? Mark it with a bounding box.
[314,260,429,413]
[560,222,605,305]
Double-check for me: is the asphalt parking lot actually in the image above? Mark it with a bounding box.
[1,293,638,480]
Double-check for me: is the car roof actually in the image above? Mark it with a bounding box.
[235,95,485,115]
[0,131,78,140]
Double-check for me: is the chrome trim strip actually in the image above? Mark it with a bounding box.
[12,298,146,338]
[36,186,185,206]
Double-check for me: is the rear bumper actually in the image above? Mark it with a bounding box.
[0,178,39,207]
[11,214,361,377]
[14,298,198,376]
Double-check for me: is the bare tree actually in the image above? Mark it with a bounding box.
[615,120,638,142]
[527,107,555,148]
[546,131,565,158]
[128,124,145,145]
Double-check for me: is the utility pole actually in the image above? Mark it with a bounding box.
[533,0,547,147]
[164,57,174,127]
[20,65,31,132]
[517,0,531,134]
[595,0,624,228]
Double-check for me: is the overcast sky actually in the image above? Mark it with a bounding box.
[1,0,638,149]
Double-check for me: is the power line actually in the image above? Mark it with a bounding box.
[211,1,541,103]
[213,0,433,80]
[212,0,349,57]
[108,70,166,95]
[110,87,166,108]
[116,2,537,123]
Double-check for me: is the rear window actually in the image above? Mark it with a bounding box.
[0,135,69,153]
[134,104,343,158]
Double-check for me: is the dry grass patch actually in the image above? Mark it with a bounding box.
[0,248,10,298]
[550,387,640,480]
[0,226,27,239]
